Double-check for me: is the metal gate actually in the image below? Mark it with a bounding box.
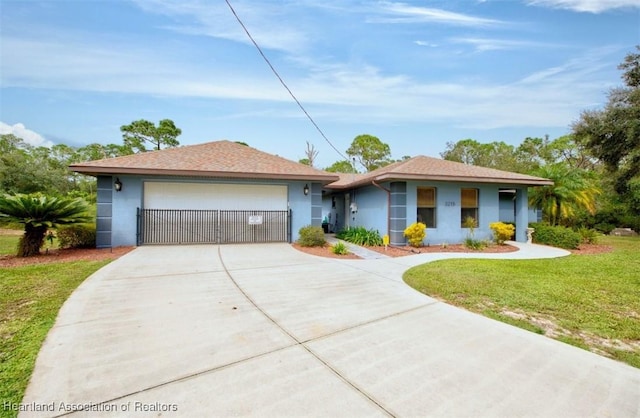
[137,209,291,245]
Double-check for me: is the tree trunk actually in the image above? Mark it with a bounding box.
[18,225,47,257]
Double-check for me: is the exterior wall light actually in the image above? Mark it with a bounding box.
[114,178,123,192]
[303,184,309,196]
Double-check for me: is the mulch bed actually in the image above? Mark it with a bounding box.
[291,243,361,259]
[569,244,614,255]
[292,242,519,259]
[0,247,134,268]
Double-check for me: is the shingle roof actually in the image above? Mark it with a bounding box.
[70,140,339,183]
[326,156,552,188]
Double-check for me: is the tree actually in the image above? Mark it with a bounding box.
[324,160,357,173]
[528,165,600,226]
[303,141,318,167]
[441,139,518,171]
[573,46,640,214]
[346,134,392,171]
[120,119,181,153]
[0,194,91,257]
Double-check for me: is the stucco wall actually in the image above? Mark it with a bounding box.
[338,181,529,245]
[346,185,389,236]
[102,175,315,247]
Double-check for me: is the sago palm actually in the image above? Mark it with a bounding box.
[528,165,600,226]
[0,194,91,257]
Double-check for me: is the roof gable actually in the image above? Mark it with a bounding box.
[326,155,552,188]
[70,140,339,183]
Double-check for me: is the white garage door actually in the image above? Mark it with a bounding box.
[140,182,290,244]
[144,182,288,210]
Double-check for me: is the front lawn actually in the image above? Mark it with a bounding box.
[403,236,640,368]
[0,258,112,418]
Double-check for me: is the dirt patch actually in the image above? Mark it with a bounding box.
[0,228,22,236]
[570,244,614,255]
[0,246,134,268]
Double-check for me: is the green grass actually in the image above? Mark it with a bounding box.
[0,233,59,257]
[0,259,112,417]
[403,236,640,368]
[0,235,20,256]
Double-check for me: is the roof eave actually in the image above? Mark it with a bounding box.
[324,173,553,189]
[69,166,340,184]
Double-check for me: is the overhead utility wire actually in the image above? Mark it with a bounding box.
[224,0,350,162]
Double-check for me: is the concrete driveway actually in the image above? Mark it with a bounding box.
[20,243,640,417]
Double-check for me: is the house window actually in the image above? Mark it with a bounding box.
[417,187,436,228]
[461,188,478,227]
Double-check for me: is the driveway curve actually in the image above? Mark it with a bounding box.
[19,243,640,417]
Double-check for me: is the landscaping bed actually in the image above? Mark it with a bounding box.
[0,246,133,268]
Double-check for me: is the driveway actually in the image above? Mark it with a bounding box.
[20,243,640,417]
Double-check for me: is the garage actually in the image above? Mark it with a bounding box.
[70,140,338,248]
[139,182,290,245]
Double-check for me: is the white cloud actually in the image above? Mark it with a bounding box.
[369,1,503,26]
[450,37,550,52]
[527,0,640,13]
[0,122,54,147]
[0,30,613,131]
[131,0,309,53]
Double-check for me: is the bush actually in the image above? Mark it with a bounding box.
[403,222,426,247]
[489,222,515,245]
[593,223,616,234]
[336,226,383,246]
[297,225,326,247]
[331,241,349,255]
[531,223,581,249]
[57,224,97,249]
[577,227,600,244]
[464,238,487,250]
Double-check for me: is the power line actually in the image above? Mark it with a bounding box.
[224,0,350,163]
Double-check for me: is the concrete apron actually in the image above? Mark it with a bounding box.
[20,244,640,417]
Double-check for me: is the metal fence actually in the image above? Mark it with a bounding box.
[137,208,291,245]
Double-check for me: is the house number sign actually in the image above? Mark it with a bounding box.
[445,201,456,207]
[248,215,263,225]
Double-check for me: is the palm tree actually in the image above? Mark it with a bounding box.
[0,194,91,257]
[528,164,600,226]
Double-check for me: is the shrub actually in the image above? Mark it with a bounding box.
[577,227,600,244]
[489,222,515,245]
[331,241,349,255]
[298,225,326,247]
[464,237,487,250]
[403,222,426,247]
[593,223,615,235]
[57,224,97,249]
[336,226,383,246]
[531,223,581,249]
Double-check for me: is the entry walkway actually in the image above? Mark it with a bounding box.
[20,243,639,417]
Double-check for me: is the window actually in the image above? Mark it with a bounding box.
[461,188,478,227]
[417,187,436,228]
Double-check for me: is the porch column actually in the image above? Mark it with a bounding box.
[96,175,113,249]
[515,188,528,242]
[311,183,323,226]
[390,182,407,246]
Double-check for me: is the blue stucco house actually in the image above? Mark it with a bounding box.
[321,156,551,245]
[70,141,551,248]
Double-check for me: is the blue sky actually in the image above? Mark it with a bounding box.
[1,0,639,169]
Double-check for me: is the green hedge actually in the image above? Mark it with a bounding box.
[530,223,581,249]
[57,224,97,249]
